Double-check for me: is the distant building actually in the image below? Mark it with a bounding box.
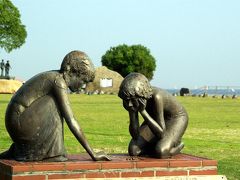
[85,66,123,94]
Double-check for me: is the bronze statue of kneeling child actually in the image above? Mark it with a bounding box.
[118,73,188,158]
[0,51,110,162]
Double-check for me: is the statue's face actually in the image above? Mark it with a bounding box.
[123,97,146,112]
[68,74,85,92]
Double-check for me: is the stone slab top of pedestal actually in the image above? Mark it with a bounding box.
[0,153,217,173]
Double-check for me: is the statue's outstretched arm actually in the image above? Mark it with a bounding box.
[54,85,111,161]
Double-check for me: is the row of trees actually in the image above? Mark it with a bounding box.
[1,0,156,79]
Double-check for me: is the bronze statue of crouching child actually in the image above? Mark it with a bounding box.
[118,73,188,158]
[0,51,110,161]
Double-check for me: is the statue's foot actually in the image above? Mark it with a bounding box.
[0,150,11,159]
[170,142,184,156]
[0,143,15,159]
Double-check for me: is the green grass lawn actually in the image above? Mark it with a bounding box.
[0,94,240,179]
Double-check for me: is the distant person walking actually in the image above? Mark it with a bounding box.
[5,60,11,77]
[0,59,5,77]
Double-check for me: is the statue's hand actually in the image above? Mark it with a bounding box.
[138,98,147,112]
[93,151,111,161]
[138,105,145,113]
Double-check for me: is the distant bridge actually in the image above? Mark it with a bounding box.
[191,86,240,95]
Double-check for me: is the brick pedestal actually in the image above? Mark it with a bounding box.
[0,153,221,179]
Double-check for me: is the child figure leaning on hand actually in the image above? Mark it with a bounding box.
[0,50,110,162]
[118,73,188,158]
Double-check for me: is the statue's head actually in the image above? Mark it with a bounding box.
[60,50,95,92]
[119,73,152,99]
[118,73,153,111]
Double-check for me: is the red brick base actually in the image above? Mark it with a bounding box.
[0,153,218,179]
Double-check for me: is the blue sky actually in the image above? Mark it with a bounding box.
[1,0,240,89]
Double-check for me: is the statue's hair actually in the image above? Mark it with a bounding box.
[118,73,153,99]
[60,50,95,82]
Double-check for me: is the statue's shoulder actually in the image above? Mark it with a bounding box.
[152,87,166,95]
[28,71,57,82]
[27,71,67,89]
[53,73,67,90]
[152,87,174,102]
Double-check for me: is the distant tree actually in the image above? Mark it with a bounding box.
[101,44,156,80]
[0,0,27,53]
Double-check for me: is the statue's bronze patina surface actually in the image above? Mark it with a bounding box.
[0,51,110,161]
[118,73,188,158]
